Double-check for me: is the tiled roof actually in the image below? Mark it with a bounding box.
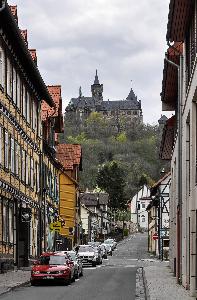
[67,87,141,112]
[68,97,141,111]
[56,144,82,170]
[42,85,62,121]
[80,192,109,206]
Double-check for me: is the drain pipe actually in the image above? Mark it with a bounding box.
[165,49,183,284]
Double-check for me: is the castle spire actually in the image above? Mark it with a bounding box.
[94,69,100,84]
[79,86,82,98]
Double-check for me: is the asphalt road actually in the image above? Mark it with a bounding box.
[0,233,149,300]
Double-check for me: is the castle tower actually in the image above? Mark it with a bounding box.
[91,70,103,108]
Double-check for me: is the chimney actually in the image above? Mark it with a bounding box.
[9,5,18,24]
[29,49,37,65]
[20,29,28,47]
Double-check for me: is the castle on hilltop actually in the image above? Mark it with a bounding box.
[65,71,143,123]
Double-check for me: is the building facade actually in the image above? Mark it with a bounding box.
[160,0,197,296]
[0,2,55,269]
[130,185,151,231]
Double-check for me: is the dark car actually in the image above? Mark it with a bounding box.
[31,252,75,286]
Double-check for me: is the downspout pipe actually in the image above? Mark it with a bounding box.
[165,50,183,283]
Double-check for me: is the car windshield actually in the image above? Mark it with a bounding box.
[39,255,66,265]
[78,246,93,252]
[104,240,112,244]
[68,253,77,261]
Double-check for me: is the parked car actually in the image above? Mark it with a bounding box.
[30,252,75,286]
[99,243,108,259]
[67,251,83,278]
[101,242,112,256]
[104,238,117,250]
[77,245,97,267]
[88,242,103,264]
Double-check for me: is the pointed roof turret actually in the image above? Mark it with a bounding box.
[79,86,82,98]
[126,87,137,101]
[94,69,100,84]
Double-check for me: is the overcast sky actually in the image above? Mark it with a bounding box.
[9,0,171,124]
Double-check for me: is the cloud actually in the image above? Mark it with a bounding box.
[9,0,170,123]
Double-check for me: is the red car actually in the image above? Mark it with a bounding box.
[31,252,75,286]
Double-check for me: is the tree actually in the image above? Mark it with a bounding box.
[96,161,127,210]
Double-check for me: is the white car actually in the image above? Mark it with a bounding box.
[104,239,117,250]
[67,251,83,278]
[77,245,97,267]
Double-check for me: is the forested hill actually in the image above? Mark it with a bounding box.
[59,112,169,199]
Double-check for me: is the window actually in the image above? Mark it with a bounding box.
[10,137,15,173]
[0,126,2,164]
[26,154,29,185]
[35,161,38,192]
[26,91,30,123]
[15,141,19,176]
[22,84,26,118]
[0,46,5,88]
[6,57,12,97]
[21,149,25,182]
[9,206,13,244]
[17,75,21,110]
[2,203,8,243]
[30,157,34,188]
[141,203,146,209]
[141,215,145,222]
[12,67,17,104]
[4,130,9,169]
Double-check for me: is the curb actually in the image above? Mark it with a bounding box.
[143,268,150,300]
[0,280,30,297]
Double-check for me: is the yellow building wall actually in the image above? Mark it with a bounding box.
[59,173,76,241]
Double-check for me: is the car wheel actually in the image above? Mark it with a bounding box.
[75,270,79,279]
[30,280,37,286]
[104,254,107,259]
[92,262,96,267]
[65,275,72,285]
[72,274,75,282]
[110,251,112,256]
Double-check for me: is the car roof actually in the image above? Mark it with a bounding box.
[41,252,68,257]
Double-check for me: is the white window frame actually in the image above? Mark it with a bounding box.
[6,57,12,97]
[30,157,34,188]
[10,137,15,173]
[12,67,17,104]
[15,141,19,176]
[21,149,25,182]
[4,130,9,169]
[0,46,5,88]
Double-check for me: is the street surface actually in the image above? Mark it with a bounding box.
[0,233,149,300]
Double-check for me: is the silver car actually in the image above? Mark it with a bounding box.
[67,251,83,279]
[77,245,97,267]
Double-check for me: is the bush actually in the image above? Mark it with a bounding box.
[123,228,129,236]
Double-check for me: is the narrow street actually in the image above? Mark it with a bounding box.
[0,233,149,300]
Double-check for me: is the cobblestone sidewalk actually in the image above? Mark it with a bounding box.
[144,262,193,300]
[0,270,30,296]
